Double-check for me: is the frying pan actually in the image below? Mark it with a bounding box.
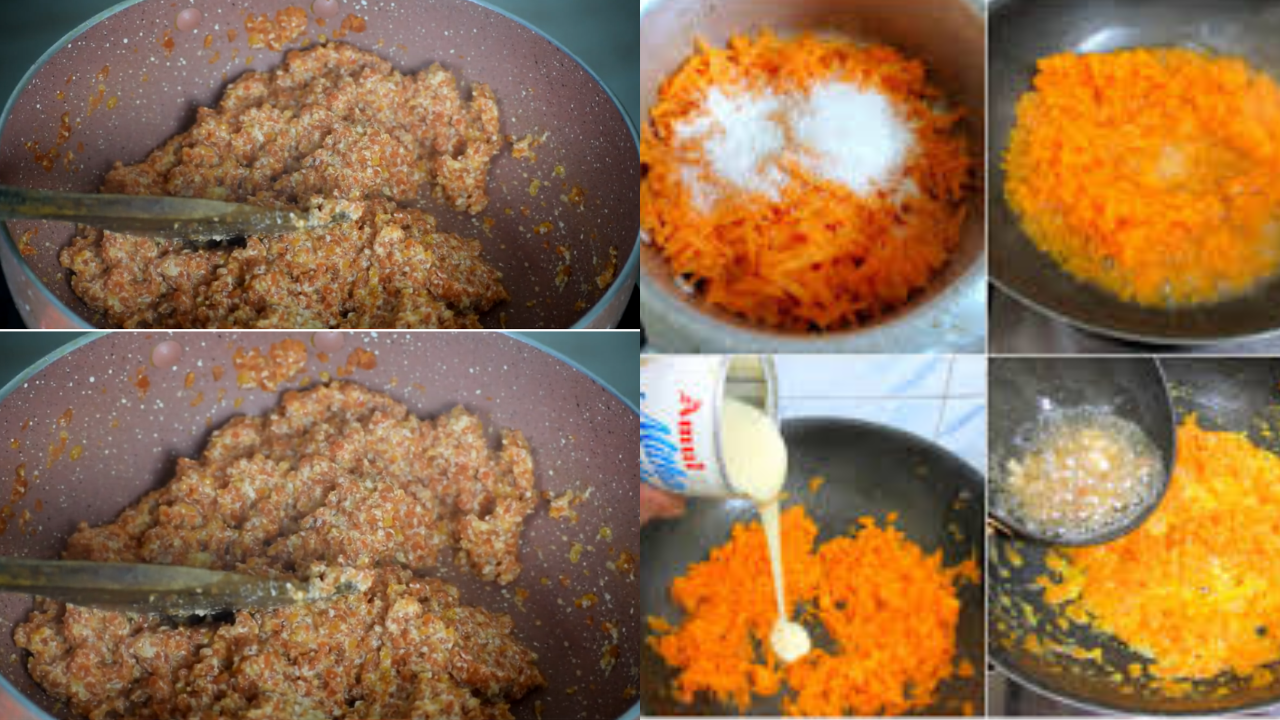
[0,331,640,720]
[990,358,1280,714]
[0,0,640,329]
[988,357,1175,546]
[641,417,985,716]
[989,0,1280,344]
[638,0,986,353]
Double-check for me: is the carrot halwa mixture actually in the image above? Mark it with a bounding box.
[1005,49,1280,307]
[14,382,545,719]
[639,32,973,331]
[648,506,978,716]
[60,43,508,328]
[1038,416,1280,681]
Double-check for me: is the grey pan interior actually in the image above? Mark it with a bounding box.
[989,0,1280,344]
[0,0,639,329]
[0,331,639,720]
[641,417,985,716]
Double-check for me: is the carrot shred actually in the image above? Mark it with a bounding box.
[648,505,979,715]
[640,31,973,331]
[1005,49,1280,306]
[1038,416,1280,681]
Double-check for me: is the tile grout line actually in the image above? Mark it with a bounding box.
[933,355,957,442]
[780,393,985,401]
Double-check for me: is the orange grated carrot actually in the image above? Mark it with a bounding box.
[1005,49,1280,307]
[640,31,973,331]
[649,505,978,715]
[1038,416,1280,680]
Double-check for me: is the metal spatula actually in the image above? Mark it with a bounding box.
[0,185,339,241]
[0,558,357,615]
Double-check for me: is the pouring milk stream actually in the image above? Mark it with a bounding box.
[641,356,811,663]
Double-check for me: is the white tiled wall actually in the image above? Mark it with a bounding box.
[774,355,986,471]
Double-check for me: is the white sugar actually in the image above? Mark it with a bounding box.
[793,83,911,193]
[674,80,913,207]
[676,87,788,201]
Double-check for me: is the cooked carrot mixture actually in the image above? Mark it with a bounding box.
[649,506,977,716]
[639,32,972,331]
[1005,49,1280,307]
[1039,416,1280,680]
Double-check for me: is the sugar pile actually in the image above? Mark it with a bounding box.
[793,84,913,192]
[676,88,788,200]
[675,81,914,209]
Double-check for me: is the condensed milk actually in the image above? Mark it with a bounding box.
[642,355,810,662]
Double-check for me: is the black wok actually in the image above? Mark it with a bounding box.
[642,417,985,716]
[990,358,1280,714]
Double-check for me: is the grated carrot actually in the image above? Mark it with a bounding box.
[648,505,978,715]
[1005,49,1280,307]
[1039,416,1280,680]
[640,31,973,331]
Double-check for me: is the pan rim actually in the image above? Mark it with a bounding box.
[0,330,99,720]
[0,0,640,330]
[0,330,640,720]
[990,275,1280,347]
[506,331,639,415]
[781,415,985,482]
[988,646,1280,716]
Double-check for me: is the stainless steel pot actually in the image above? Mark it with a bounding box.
[639,0,986,353]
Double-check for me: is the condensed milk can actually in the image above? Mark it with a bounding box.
[640,355,778,497]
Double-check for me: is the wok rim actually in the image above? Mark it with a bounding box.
[0,0,641,330]
[0,330,641,720]
[990,276,1280,348]
[989,628,1280,716]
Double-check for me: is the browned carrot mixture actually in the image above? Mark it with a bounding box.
[60,43,507,329]
[640,32,973,331]
[1039,416,1280,681]
[648,505,978,716]
[1005,49,1280,307]
[14,382,544,719]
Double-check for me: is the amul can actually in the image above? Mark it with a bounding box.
[640,355,778,497]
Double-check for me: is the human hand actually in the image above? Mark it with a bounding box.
[641,483,685,525]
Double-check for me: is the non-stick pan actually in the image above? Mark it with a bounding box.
[989,0,1280,344]
[0,331,639,720]
[641,417,985,716]
[0,0,639,329]
[990,358,1280,714]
